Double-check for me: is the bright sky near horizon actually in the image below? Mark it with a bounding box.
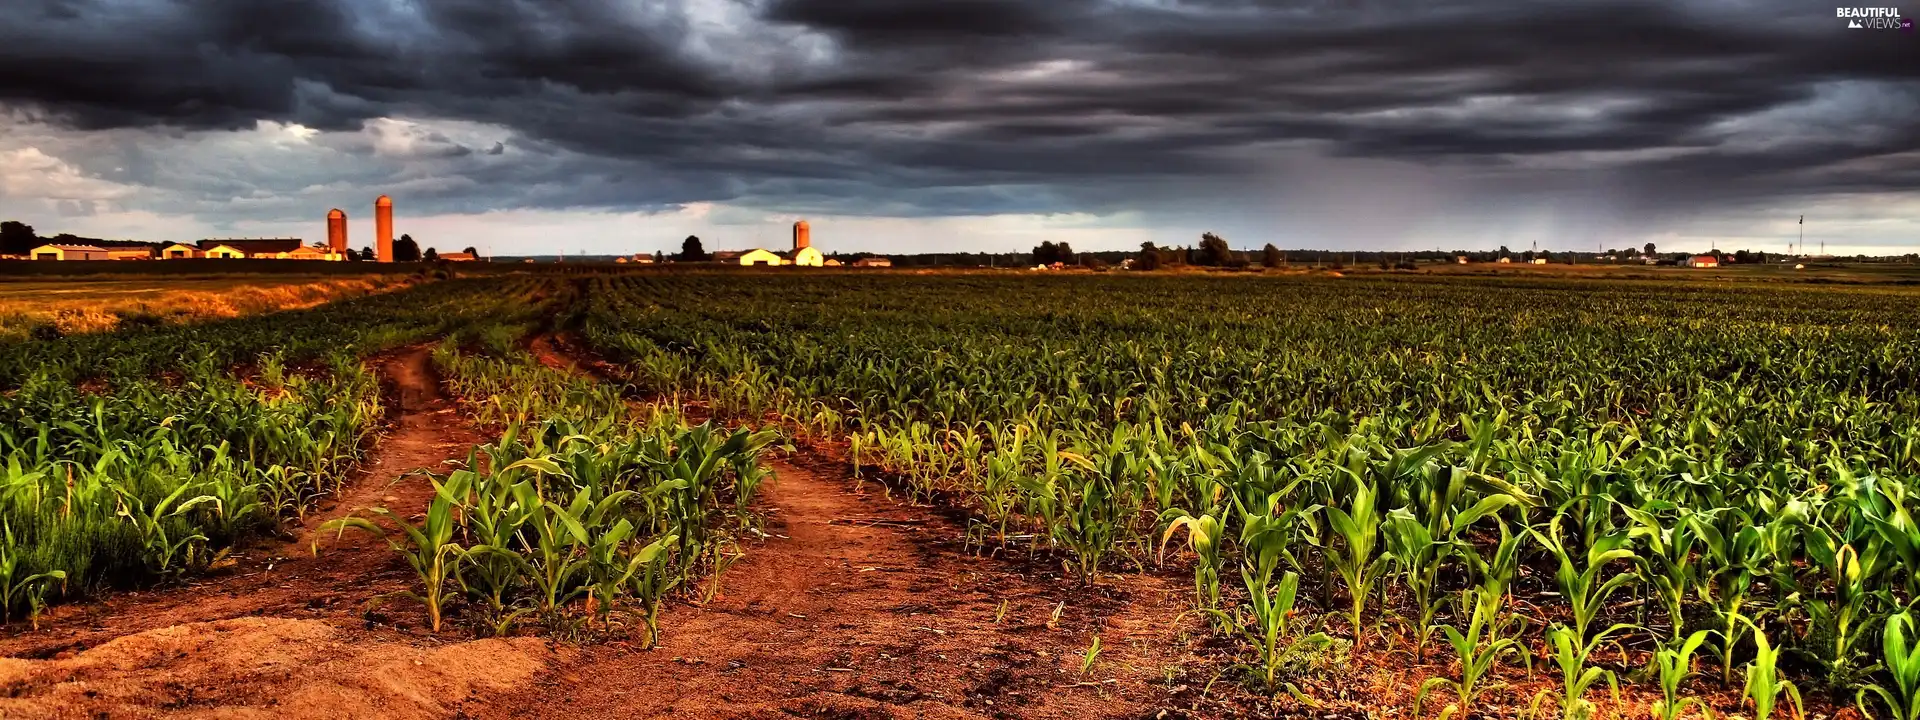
[1,1,1916,256]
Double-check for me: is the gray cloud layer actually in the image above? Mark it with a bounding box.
[0,0,1916,244]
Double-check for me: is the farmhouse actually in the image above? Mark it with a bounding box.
[1689,255,1720,268]
[30,244,111,261]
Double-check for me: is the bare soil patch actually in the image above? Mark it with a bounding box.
[477,456,1200,720]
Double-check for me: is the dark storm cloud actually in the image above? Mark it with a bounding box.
[0,0,1915,221]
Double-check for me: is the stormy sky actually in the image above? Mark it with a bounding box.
[0,0,1915,256]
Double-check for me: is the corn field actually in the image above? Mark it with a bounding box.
[570,271,1920,716]
[14,268,1920,716]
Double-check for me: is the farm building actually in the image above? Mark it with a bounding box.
[30,244,111,261]
[160,243,203,259]
[1456,255,1470,264]
[284,245,348,261]
[824,258,842,267]
[1530,258,1549,265]
[437,252,478,262]
[732,229,826,267]
[106,248,155,260]
[197,238,309,259]
[853,257,893,268]
[1497,257,1513,264]
[738,248,782,266]
[1689,255,1720,268]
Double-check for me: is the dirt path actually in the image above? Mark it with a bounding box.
[0,346,561,719]
[480,454,1200,720]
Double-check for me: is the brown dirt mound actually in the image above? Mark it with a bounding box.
[0,617,557,719]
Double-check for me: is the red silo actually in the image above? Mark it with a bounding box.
[326,209,348,253]
[793,220,810,251]
[375,195,394,263]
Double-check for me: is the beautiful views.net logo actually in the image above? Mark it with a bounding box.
[1837,7,1914,30]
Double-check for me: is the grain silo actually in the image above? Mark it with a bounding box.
[792,220,810,251]
[326,209,348,253]
[375,195,394,263]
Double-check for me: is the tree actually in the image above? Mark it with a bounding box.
[462,246,478,257]
[359,246,376,261]
[1262,243,1283,269]
[394,234,422,262]
[1196,233,1234,266]
[0,221,36,255]
[1032,241,1060,265]
[679,235,709,262]
[423,247,439,261]
[1136,242,1161,271]
[1055,242,1076,265]
[1643,242,1657,257]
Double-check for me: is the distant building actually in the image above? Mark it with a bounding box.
[732,222,826,266]
[739,248,782,266]
[106,247,155,260]
[286,245,348,261]
[198,238,305,258]
[436,252,478,262]
[30,244,110,261]
[824,258,843,267]
[160,243,203,259]
[790,246,824,267]
[1530,258,1549,265]
[1689,255,1720,268]
[629,254,654,264]
[852,257,893,268]
[1456,255,1470,264]
[1497,257,1513,264]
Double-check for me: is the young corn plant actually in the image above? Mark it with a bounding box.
[1527,513,1641,649]
[1652,630,1714,720]
[1740,618,1803,720]
[1417,587,1529,719]
[1533,625,1621,720]
[1322,470,1389,646]
[318,471,469,632]
[1859,611,1920,720]
[1160,509,1223,611]
[1798,531,1885,690]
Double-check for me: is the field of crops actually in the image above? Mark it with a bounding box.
[572,272,1920,718]
[0,274,776,648]
[9,268,1920,719]
[0,273,424,342]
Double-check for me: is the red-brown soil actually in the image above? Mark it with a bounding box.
[479,453,1199,720]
